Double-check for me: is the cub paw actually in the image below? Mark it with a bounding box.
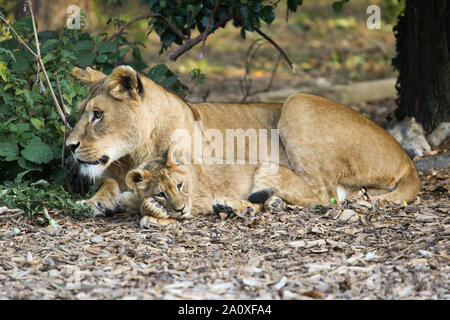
[141,197,169,218]
[264,196,286,213]
[140,216,176,228]
[212,198,234,214]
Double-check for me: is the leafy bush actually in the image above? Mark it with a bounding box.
[0,180,92,219]
[0,14,193,218]
[142,0,303,51]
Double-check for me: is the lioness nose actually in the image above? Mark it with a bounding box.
[67,142,80,152]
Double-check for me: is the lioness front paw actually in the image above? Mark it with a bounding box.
[141,197,169,218]
[264,196,286,213]
[212,198,234,214]
[140,216,176,228]
[79,197,119,217]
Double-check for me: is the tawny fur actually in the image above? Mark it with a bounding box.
[67,65,420,216]
[123,146,318,227]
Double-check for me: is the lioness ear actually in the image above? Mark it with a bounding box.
[72,66,106,83]
[166,145,185,168]
[125,169,151,191]
[107,65,144,100]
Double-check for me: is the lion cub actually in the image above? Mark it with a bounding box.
[123,145,320,227]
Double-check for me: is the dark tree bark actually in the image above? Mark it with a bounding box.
[393,0,450,133]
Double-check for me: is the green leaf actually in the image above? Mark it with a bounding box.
[31,179,50,187]
[14,170,31,184]
[0,61,7,81]
[76,40,94,52]
[21,137,54,164]
[161,32,176,47]
[332,0,348,12]
[160,75,178,87]
[18,156,43,171]
[11,51,30,74]
[148,64,168,82]
[30,118,44,130]
[287,0,303,12]
[98,41,116,54]
[42,53,56,64]
[78,53,96,67]
[96,54,108,63]
[0,141,19,161]
[332,2,342,12]
[42,39,59,50]
[260,7,275,25]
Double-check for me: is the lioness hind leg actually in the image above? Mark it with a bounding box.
[249,164,321,207]
[367,164,420,203]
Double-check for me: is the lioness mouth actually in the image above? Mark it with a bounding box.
[78,155,109,166]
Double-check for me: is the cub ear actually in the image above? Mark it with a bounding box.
[125,169,151,191]
[166,144,185,168]
[106,65,144,100]
[72,66,106,83]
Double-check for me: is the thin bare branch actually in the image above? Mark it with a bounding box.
[54,72,69,168]
[254,27,295,72]
[201,0,221,58]
[26,0,72,132]
[168,15,232,61]
[240,40,283,102]
[0,12,37,58]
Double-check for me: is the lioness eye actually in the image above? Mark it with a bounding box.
[177,182,183,190]
[92,110,103,121]
[156,192,166,198]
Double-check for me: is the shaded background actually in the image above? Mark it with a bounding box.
[6,0,401,120]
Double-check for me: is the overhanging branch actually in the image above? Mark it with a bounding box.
[168,16,232,61]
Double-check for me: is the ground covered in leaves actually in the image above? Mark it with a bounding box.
[0,167,448,300]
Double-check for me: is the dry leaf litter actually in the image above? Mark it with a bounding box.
[0,168,448,299]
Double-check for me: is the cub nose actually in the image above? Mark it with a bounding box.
[174,205,185,213]
[67,142,80,152]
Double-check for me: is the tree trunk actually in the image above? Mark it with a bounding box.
[393,0,450,133]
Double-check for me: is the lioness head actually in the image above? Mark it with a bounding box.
[125,146,192,218]
[66,65,148,180]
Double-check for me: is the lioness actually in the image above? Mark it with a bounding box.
[67,65,419,216]
[122,145,320,227]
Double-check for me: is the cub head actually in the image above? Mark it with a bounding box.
[66,65,147,180]
[125,145,192,218]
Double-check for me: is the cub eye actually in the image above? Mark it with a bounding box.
[177,182,183,190]
[92,110,103,121]
[156,192,166,198]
